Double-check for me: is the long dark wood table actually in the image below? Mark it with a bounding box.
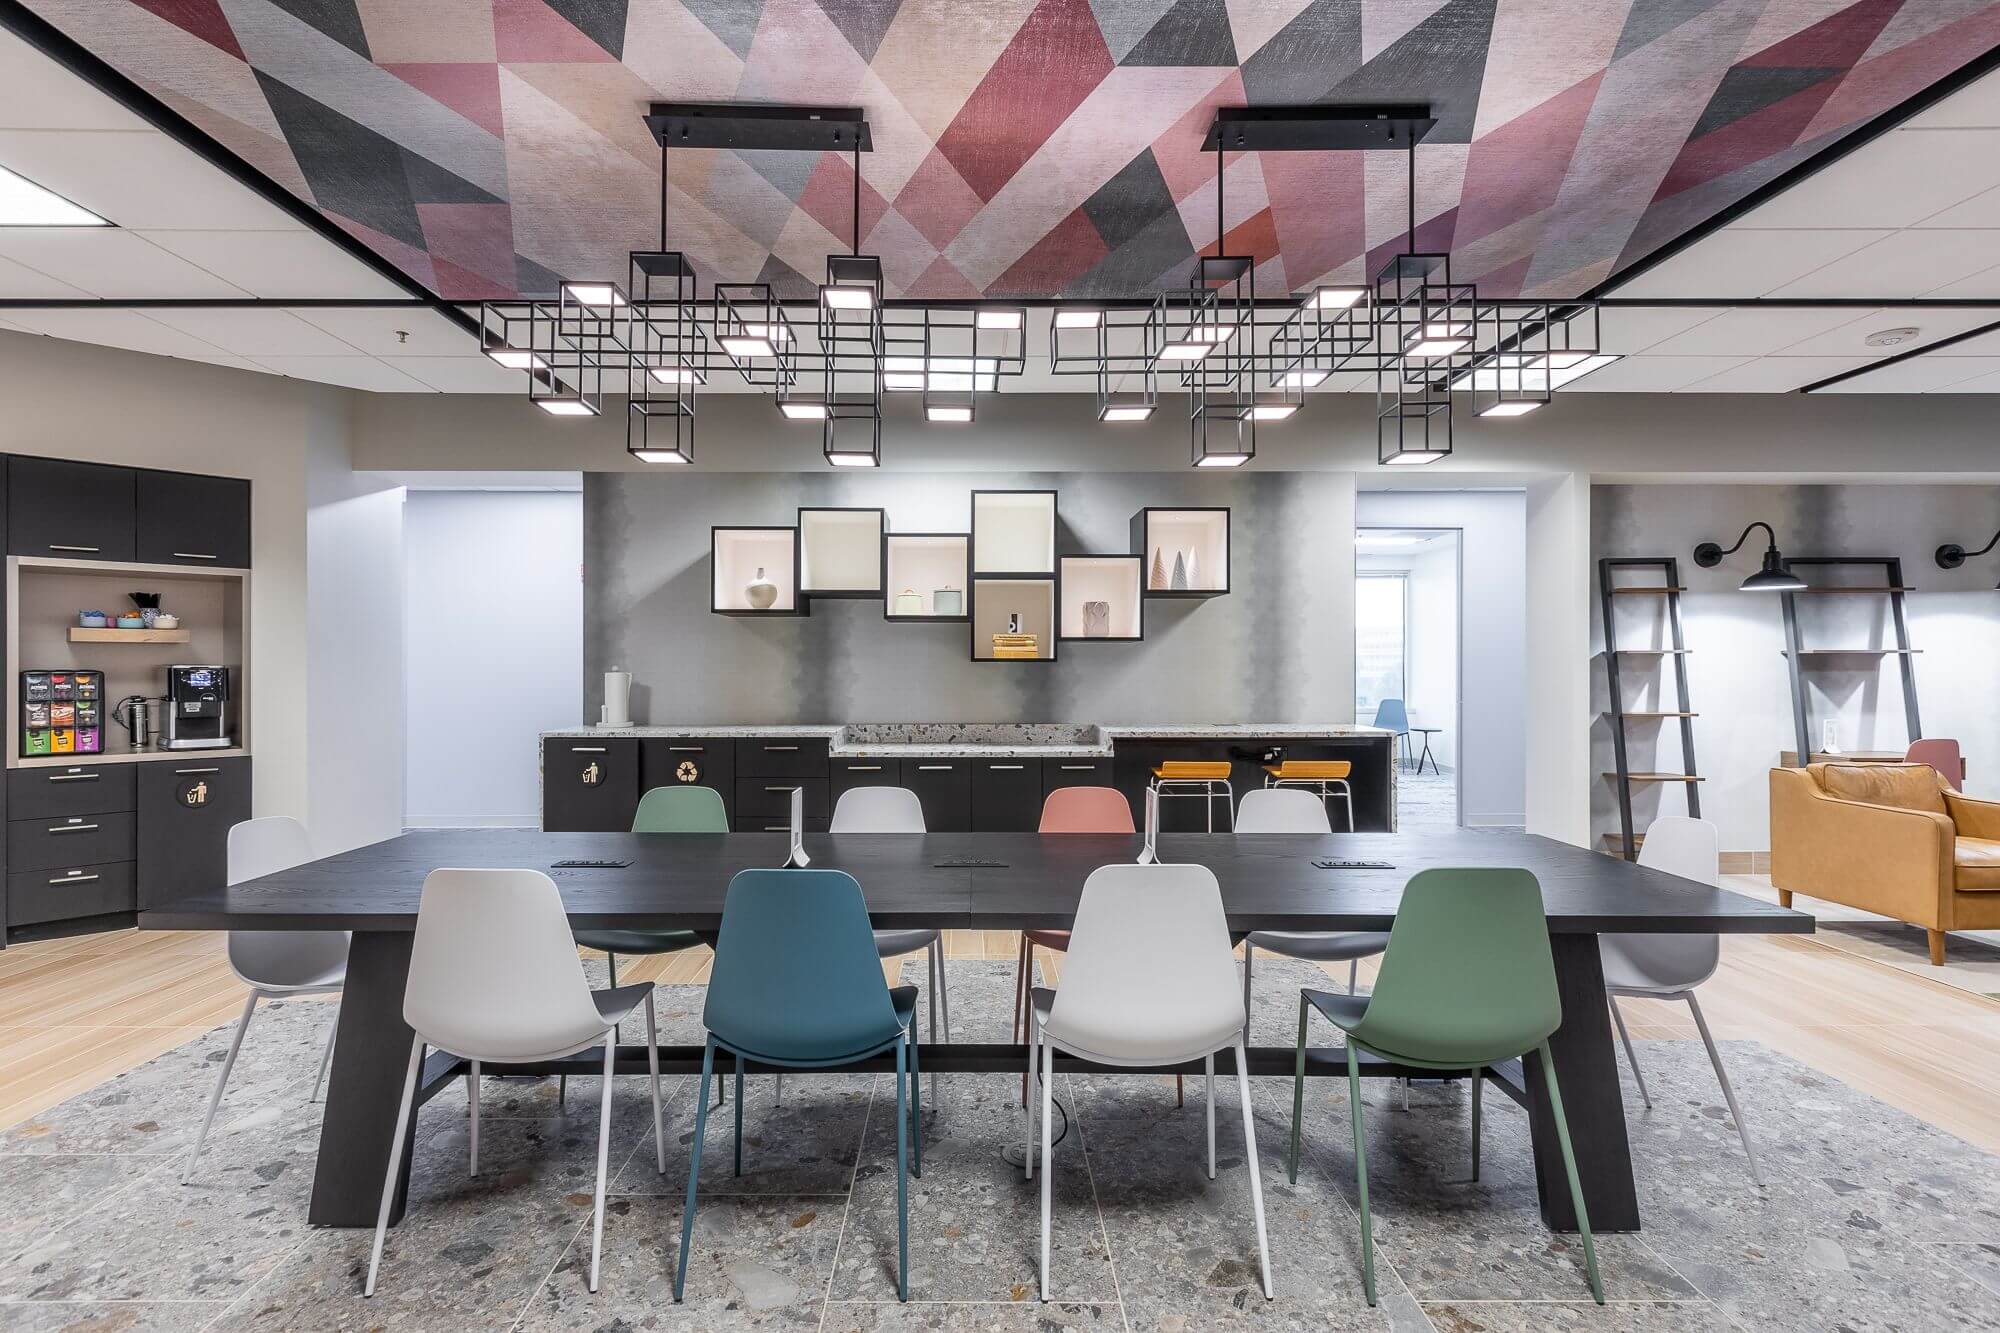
[141,828,1811,1235]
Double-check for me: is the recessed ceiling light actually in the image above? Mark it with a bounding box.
[630,448,690,463]
[1479,401,1541,417]
[976,309,1023,330]
[1054,309,1102,329]
[1355,534,1424,547]
[1307,286,1366,310]
[648,365,698,385]
[779,401,828,420]
[821,284,874,310]
[1864,326,1921,348]
[720,335,777,358]
[1546,353,1620,387]
[1099,404,1153,422]
[926,405,973,423]
[484,345,546,371]
[536,398,597,416]
[1246,404,1297,421]
[560,282,626,308]
[1158,340,1211,362]
[0,165,107,227]
[884,372,924,391]
[1279,369,1328,388]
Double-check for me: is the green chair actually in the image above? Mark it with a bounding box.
[1286,867,1603,1307]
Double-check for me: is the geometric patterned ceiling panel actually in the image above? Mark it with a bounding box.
[23,0,2000,300]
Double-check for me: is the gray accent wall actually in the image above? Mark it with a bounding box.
[584,471,1357,726]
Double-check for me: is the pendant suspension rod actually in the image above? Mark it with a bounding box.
[1406,139,1416,254]
[658,143,669,253]
[1215,142,1223,256]
[852,145,861,256]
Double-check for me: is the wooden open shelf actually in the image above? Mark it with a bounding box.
[1612,773,1705,782]
[1609,586,1685,595]
[68,627,191,644]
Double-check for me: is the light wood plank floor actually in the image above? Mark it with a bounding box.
[5,920,2000,1153]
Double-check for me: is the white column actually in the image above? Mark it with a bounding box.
[1524,473,1592,846]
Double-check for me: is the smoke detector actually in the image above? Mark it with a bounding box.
[1864,327,1921,348]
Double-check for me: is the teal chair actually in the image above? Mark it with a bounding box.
[674,868,921,1303]
[567,785,726,1108]
[1286,867,1603,1307]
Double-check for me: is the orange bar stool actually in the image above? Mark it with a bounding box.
[1150,760,1235,832]
[1263,759,1354,831]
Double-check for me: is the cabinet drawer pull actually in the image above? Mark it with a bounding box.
[762,825,788,831]
[762,744,800,752]
[1059,764,1096,771]
[987,763,1025,771]
[570,746,607,753]
[48,823,98,834]
[763,785,798,793]
[845,764,883,772]
[668,746,704,752]
[49,872,99,885]
[916,764,953,771]
[172,552,218,560]
[47,772,100,783]
[47,544,100,553]
[174,768,220,775]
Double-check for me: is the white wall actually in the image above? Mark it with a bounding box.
[306,432,405,855]
[1526,474,1593,847]
[1359,492,1526,825]
[403,490,582,826]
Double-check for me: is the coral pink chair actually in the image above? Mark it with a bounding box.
[1907,738,1965,791]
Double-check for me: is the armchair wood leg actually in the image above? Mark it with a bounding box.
[1928,929,1947,966]
[1776,889,1792,908]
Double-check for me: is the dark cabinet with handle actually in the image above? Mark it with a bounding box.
[971,758,1044,831]
[831,758,901,806]
[136,469,251,568]
[542,738,640,831]
[136,758,251,910]
[640,738,735,824]
[898,759,971,831]
[7,457,136,562]
[1043,758,1111,794]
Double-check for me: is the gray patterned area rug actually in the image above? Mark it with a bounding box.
[2,957,1998,1331]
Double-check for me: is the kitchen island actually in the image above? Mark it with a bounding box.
[540,723,1397,833]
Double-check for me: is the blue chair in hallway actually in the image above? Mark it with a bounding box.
[674,868,922,1303]
[1372,698,1412,769]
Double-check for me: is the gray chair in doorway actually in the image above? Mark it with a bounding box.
[183,815,347,1181]
[1603,815,1762,1185]
[1372,698,1413,768]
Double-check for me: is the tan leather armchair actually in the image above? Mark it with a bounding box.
[1770,763,2000,964]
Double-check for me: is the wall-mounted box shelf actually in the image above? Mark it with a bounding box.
[69,628,192,645]
[884,533,970,621]
[1058,555,1143,641]
[971,577,1055,661]
[1135,507,1228,597]
[711,527,804,616]
[972,490,1056,576]
[799,508,885,598]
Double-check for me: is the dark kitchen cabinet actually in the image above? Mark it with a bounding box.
[733,776,830,823]
[735,737,832,778]
[8,809,135,873]
[542,738,639,832]
[7,457,135,562]
[832,757,902,806]
[6,763,136,822]
[136,757,250,910]
[1043,758,1111,795]
[971,757,1043,831]
[136,469,251,568]
[640,737,735,824]
[898,758,970,832]
[8,861,134,927]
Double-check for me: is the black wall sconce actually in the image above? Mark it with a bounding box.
[1693,521,1807,592]
[1935,529,2000,587]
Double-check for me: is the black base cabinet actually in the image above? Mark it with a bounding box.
[900,759,971,832]
[542,738,640,832]
[971,759,1043,831]
[137,758,251,911]
[640,738,735,826]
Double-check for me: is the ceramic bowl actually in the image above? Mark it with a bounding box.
[115,614,144,629]
[78,612,107,628]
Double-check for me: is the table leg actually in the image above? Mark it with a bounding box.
[1523,934,1639,1233]
[310,931,420,1228]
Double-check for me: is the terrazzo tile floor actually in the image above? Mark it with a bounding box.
[2,957,1998,1331]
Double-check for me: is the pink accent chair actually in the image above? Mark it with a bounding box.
[1907,738,1965,791]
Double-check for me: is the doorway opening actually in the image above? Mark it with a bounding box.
[1356,528,1460,830]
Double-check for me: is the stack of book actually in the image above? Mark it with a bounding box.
[991,632,1039,660]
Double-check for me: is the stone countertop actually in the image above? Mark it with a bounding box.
[542,723,1395,758]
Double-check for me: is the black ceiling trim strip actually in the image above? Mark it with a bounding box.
[1585,39,2000,302]
[0,0,480,337]
[1796,315,2000,394]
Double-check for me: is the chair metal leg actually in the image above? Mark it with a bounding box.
[467,1059,480,1177]
[364,1035,424,1297]
[1233,1038,1274,1300]
[1470,1067,1482,1182]
[1204,1052,1216,1180]
[588,1030,615,1293]
[894,1037,910,1302]
[926,938,941,1109]
[606,952,618,988]
[1608,995,1651,1110]
[1535,1041,1604,1304]
[1347,1042,1376,1307]
[1038,1020,1053,1302]
[311,1007,338,1103]
[1015,936,1033,1108]
[1024,1009,1037,1182]
[1287,994,1308,1184]
[672,1041,717,1302]
[733,1060,745,1177]
[1241,944,1254,1045]
[1348,958,1358,995]
[774,1071,783,1103]
[558,1075,566,1111]
[1686,993,1762,1187]
[184,990,257,1182]
[909,1024,922,1179]
[645,993,666,1174]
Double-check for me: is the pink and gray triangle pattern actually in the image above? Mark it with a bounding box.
[28,0,2000,301]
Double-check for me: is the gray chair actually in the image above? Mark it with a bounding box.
[1603,815,1762,1186]
[183,816,347,1182]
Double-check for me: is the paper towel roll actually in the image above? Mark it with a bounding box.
[603,669,632,728]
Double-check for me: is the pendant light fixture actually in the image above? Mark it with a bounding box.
[1694,522,1808,592]
[797,140,884,462]
[1186,139,1257,468]
[1935,529,2000,587]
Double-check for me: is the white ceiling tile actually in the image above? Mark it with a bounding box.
[134,230,409,299]
[1596,305,1723,352]
[290,306,481,357]
[1733,129,2000,229]
[1772,307,1998,357]
[1816,354,2000,393]
[2,307,232,360]
[1902,68,2000,129]
[0,227,249,297]
[1933,366,2000,391]
[0,30,152,132]
[1918,183,2000,228]
[1645,307,1871,356]
[1561,355,1750,392]
[1677,356,1873,393]
[248,356,431,392]
[145,308,363,356]
[396,356,531,392]
[1921,261,2000,300]
[0,250,88,298]
[1770,229,2000,298]
[0,130,301,231]
[1609,229,1890,298]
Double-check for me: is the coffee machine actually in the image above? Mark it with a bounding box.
[162,665,232,750]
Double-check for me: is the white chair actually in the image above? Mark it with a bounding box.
[1026,862,1272,1302]
[366,868,666,1296]
[1235,789,1390,1040]
[1602,816,1762,1186]
[831,786,949,1106]
[183,816,347,1182]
